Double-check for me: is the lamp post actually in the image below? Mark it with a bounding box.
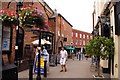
[14,2,23,80]
[36,28,41,80]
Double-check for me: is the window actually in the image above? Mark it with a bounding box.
[83,40,85,45]
[87,35,89,39]
[76,33,78,37]
[80,34,82,38]
[83,34,85,38]
[80,40,82,45]
[76,40,78,45]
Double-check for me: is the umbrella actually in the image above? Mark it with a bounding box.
[66,47,75,50]
[32,39,45,45]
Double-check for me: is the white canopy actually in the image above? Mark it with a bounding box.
[32,39,51,45]
[32,39,45,45]
[44,40,51,44]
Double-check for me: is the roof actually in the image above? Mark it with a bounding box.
[72,29,92,34]
[58,13,73,27]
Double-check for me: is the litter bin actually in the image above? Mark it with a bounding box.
[2,64,18,80]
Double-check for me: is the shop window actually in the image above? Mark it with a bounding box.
[2,26,11,51]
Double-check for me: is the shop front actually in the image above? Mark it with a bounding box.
[0,21,2,80]
[2,26,13,64]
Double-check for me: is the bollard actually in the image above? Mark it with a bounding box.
[55,54,57,66]
[29,59,33,80]
[44,60,47,78]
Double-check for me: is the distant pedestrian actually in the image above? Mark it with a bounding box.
[71,50,75,60]
[85,53,89,60]
[60,47,68,72]
[76,51,79,59]
[78,51,81,61]
[33,47,39,73]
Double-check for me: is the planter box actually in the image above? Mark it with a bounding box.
[93,75,104,79]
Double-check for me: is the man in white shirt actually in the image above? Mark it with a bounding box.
[60,47,68,72]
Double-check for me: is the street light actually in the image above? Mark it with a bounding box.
[98,16,113,37]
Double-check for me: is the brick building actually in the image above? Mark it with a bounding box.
[1,0,73,71]
[55,13,73,53]
[1,1,55,71]
[72,29,92,52]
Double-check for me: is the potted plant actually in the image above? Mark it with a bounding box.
[85,36,114,78]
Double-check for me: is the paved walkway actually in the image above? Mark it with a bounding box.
[47,58,96,78]
[18,57,110,79]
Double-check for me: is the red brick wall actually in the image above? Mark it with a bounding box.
[56,15,72,45]
[55,14,72,54]
[72,29,92,48]
[61,17,72,45]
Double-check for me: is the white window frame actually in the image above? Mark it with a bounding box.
[80,34,82,38]
[76,33,78,37]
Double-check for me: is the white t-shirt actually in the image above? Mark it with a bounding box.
[60,50,68,58]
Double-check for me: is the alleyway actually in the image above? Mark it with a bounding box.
[19,57,98,79]
[47,58,95,78]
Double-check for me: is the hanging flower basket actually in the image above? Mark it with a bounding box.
[0,9,17,27]
[0,6,48,30]
[18,6,47,29]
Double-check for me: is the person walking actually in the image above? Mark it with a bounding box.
[42,46,50,73]
[33,47,39,73]
[78,50,81,61]
[71,50,75,60]
[59,47,68,72]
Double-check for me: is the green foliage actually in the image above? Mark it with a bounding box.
[85,36,114,60]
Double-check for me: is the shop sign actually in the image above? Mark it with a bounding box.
[2,26,10,51]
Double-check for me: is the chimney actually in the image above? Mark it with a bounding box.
[54,9,58,17]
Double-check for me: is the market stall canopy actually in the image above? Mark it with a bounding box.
[32,39,51,45]
[66,47,75,50]
[32,39,45,45]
